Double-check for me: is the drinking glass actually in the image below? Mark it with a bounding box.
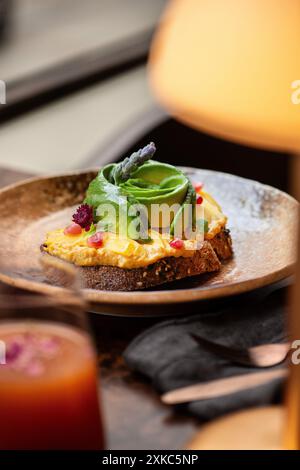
[0,256,105,450]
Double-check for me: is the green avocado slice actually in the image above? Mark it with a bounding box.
[84,144,196,241]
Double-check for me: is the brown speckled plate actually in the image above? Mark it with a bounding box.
[0,168,297,316]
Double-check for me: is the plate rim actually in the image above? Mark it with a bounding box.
[0,167,297,306]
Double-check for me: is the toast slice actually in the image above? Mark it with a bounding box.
[41,229,232,291]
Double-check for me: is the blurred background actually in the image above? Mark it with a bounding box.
[0,0,290,192]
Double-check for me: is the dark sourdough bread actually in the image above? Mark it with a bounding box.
[41,229,232,291]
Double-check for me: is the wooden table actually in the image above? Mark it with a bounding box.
[0,167,198,450]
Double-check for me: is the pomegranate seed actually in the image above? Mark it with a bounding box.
[193,182,203,193]
[64,223,82,236]
[196,195,203,205]
[170,238,184,249]
[87,232,104,248]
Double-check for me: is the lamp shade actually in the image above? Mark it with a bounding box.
[149,0,300,152]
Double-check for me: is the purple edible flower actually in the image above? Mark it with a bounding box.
[72,204,94,231]
[6,341,23,363]
[5,333,61,376]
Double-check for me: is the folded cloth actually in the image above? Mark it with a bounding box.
[124,286,287,421]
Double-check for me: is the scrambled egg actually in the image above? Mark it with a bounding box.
[43,190,227,269]
[43,230,197,269]
[200,190,227,240]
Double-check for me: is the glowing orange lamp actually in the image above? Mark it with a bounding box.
[149,0,300,449]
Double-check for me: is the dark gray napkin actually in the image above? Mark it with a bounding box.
[124,287,288,421]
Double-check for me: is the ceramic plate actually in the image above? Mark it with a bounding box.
[0,168,297,316]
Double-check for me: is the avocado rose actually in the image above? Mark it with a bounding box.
[84,143,196,241]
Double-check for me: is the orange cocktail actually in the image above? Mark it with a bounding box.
[0,321,104,449]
